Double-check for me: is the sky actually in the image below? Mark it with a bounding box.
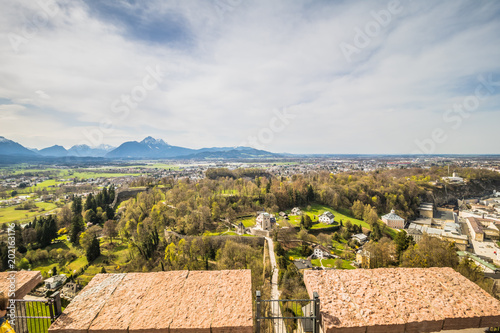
[0,0,499,154]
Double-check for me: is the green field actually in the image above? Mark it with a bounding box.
[236,216,256,228]
[0,202,58,224]
[287,204,369,230]
[286,246,305,260]
[17,179,70,194]
[311,258,355,269]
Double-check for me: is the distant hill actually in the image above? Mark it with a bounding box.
[106,137,279,159]
[0,135,279,161]
[180,147,278,159]
[39,145,68,157]
[68,144,114,157]
[106,136,196,158]
[0,136,38,156]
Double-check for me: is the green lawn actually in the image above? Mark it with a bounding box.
[67,256,88,273]
[311,258,355,269]
[287,204,371,231]
[237,216,256,228]
[0,202,58,224]
[286,246,305,260]
[18,179,70,194]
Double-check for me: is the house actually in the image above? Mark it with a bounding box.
[352,233,368,244]
[279,211,288,219]
[407,228,423,243]
[255,212,276,231]
[356,249,370,268]
[313,244,331,259]
[318,211,335,224]
[381,209,405,229]
[466,216,500,241]
[45,274,67,290]
[442,172,465,184]
[291,207,302,216]
[441,226,469,251]
[293,259,313,271]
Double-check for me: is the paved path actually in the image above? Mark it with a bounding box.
[265,237,285,333]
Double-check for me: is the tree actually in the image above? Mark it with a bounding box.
[304,215,313,229]
[266,178,272,194]
[71,196,83,215]
[51,266,57,276]
[70,214,84,244]
[401,235,458,268]
[370,222,382,241]
[57,206,73,228]
[306,185,314,203]
[103,220,118,243]
[364,238,396,268]
[86,236,101,262]
[366,209,379,226]
[352,200,364,219]
[394,230,414,259]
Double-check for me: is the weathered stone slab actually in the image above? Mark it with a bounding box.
[88,272,159,333]
[0,271,42,299]
[49,274,125,333]
[303,268,500,333]
[49,270,254,333]
[128,270,189,332]
[211,270,253,333]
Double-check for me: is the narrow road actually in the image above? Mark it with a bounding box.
[265,237,285,333]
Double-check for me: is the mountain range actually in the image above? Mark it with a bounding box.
[0,136,279,160]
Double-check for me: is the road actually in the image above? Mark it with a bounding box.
[265,237,285,333]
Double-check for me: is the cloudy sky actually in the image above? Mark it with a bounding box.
[0,0,499,154]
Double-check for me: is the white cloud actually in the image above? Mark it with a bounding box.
[0,0,499,153]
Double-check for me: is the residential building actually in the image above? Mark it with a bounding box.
[407,228,423,243]
[318,211,335,224]
[255,212,276,231]
[45,274,67,290]
[442,172,464,184]
[291,207,302,216]
[441,222,468,251]
[466,216,500,241]
[312,244,331,259]
[352,233,368,244]
[356,249,370,268]
[381,209,405,229]
[293,259,313,271]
